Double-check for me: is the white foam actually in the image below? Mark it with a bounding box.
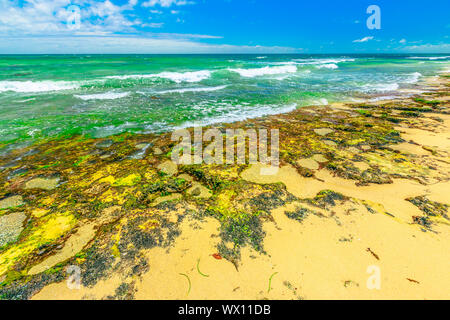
[105,70,211,83]
[407,56,450,60]
[404,72,422,83]
[0,80,79,93]
[292,58,355,65]
[74,91,130,100]
[315,63,339,70]
[317,98,329,105]
[156,85,228,94]
[256,56,267,59]
[228,65,297,77]
[362,83,399,92]
[369,95,401,102]
[175,103,298,129]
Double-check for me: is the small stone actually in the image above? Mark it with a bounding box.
[177,174,194,182]
[151,193,182,206]
[187,182,212,199]
[297,158,320,170]
[314,128,334,136]
[128,143,151,159]
[153,147,163,155]
[157,160,178,176]
[323,140,337,147]
[312,154,328,163]
[361,145,371,151]
[0,212,26,247]
[96,139,113,148]
[0,195,24,209]
[348,147,360,154]
[25,177,60,190]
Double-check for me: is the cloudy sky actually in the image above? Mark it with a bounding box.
[0,0,449,53]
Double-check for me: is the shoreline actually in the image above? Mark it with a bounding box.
[0,72,449,300]
[0,69,446,157]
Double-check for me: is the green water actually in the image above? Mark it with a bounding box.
[0,54,449,153]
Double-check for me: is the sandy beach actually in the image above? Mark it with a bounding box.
[0,73,449,300]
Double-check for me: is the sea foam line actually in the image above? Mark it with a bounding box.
[154,85,228,94]
[228,65,298,77]
[74,91,131,100]
[0,80,80,93]
[105,70,211,83]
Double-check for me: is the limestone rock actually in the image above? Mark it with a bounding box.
[25,177,60,190]
[157,160,178,176]
[0,195,24,209]
[0,212,26,247]
[314,128,334,136]
[297,158,319,170]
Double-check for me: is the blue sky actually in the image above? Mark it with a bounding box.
[0,0,448,53]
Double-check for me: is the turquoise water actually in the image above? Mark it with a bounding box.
[0,54,449,152]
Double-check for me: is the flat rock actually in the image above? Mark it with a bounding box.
[323,140,337,147]
[153,147,163,155]
[157,160,178,176]
[0,195,24,209]
[348,147,360,154]
[25,177,60,190]
[187,182,212,199]
[0,212,26,247]
[314,128,334,136]
[312,154,328,163]
[96,139,113,148]
[297,158,320,170]
[151,193,182,206]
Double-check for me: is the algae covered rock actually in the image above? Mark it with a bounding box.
[314,128,334,136]
[297,158,320,170]
[24,177,60,190]
[0,195,24,209]
[157,160,178,176]
[0,212,26,247]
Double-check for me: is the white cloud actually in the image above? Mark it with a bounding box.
[142,22,164,28]
[353,36,374,43]
[0,35,301,54]
[0,0,299,54]
[0,0,139,36]
[399,39,406,44]
[403,43,450,53]
[141,0,194,8]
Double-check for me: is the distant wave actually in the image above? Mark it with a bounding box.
[228,65,297,77]
[293,58,355,65]
[75,91,130,100]
[407,56,450,60]
[0,80,79,93]
[272,58,355,70]
[105,70,211,83]
[315,63,339,70]
[155,85,228,94]
[404,72,422,83]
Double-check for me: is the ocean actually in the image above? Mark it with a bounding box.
[0,54,449,153]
